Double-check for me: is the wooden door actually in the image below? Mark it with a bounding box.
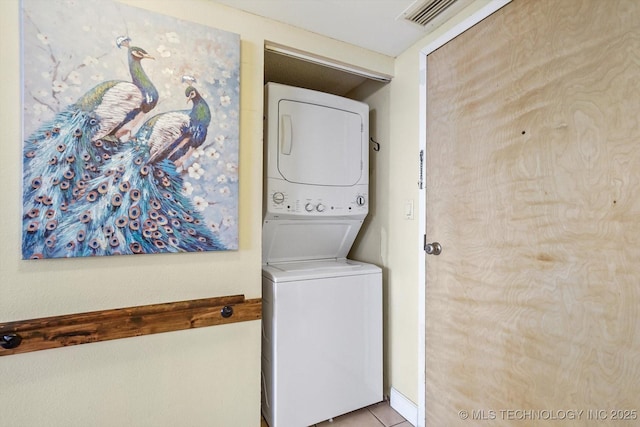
[425,0,640,425]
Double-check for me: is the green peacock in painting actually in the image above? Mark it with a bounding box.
[21,36,222,259]
[49,83,223,258]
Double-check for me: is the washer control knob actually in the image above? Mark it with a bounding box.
[316,203,325,212]
[272,192,285,204]
[305,203,315,212]
[356,196,366,206]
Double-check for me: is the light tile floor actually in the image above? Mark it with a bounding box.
[261,400,411,427]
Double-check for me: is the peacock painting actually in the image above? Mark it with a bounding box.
[21,0,240,259]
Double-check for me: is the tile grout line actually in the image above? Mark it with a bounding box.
[367,407,389,427]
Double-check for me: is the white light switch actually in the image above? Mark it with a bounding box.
[405,199,414,220]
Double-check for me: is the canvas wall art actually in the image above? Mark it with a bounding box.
[21,0,240,259]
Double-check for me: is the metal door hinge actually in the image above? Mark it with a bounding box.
[418,149,424,189]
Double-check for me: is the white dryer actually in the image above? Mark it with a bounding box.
[261,83,382,427]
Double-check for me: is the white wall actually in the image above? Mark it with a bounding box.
[0,1,392,425]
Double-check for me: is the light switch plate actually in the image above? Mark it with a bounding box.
[405,199,414,220]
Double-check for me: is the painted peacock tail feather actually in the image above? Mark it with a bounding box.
[22,37,158,259]
[47,140,223,258]
[22,109,121,259]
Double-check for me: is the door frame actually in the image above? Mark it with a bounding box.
[416,1,511,426]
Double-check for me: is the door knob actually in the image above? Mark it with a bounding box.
[425,241,442,255]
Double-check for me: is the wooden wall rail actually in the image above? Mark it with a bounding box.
[0,295,261,356]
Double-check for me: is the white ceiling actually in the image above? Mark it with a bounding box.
[214,0,430,57]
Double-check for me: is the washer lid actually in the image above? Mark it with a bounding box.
[262,218,363,264]
[262,259,381,282]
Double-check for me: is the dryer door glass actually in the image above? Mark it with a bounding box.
[277,100,363,186]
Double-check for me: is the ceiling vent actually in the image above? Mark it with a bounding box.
[399,0,474,29]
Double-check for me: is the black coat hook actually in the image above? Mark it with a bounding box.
[221,305,234,318]
[370,137,380,152]
[1,334,23,349]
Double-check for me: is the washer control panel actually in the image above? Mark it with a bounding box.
[266,179,367,219]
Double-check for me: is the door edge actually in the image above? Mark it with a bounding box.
[416,1,512,426]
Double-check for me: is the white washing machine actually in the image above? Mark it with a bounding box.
[261,260,382,427]
[261,83,382,427]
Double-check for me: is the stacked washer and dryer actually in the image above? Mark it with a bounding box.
[261,83,382,427]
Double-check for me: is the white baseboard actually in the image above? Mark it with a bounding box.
[390,387,418,427]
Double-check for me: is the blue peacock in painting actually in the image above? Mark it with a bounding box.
[146,84,212,166]
[39,84,222,258]
[22,36,160,259]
